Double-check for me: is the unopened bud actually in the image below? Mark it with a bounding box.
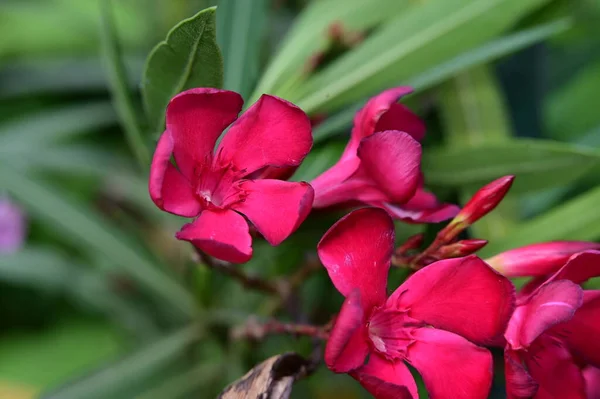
[486,241,600,277]
[437,239,488,259]
[397,233,424,255]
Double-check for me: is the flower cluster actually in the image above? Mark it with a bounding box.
[149,87,600,398]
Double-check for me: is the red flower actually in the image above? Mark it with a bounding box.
[503,251,600,398]
[149,88,314,263]
[310,88,459,223]
[318,208,514,399]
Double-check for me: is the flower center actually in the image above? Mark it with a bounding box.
[367,307,421,361]
[193,163,245,210]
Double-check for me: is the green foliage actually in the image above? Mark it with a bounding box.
[142,7,224,134]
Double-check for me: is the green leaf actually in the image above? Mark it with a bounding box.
[422,139,600,194]
[312,18,570,142]
[291,141,345,182]
[40,326,200,399]
[0,247,70,292]
[480,185,600,257]
[99,0,149,166]
[142,7,223,133]
[217,0,268,99]
[292,0,553,113]
[249,0,411,104]
[0,166,196,319]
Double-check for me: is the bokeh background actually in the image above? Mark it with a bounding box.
[1,0,599,398]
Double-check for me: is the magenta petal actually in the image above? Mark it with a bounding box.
[584,366,600,399]
[561,290,600,368]
[325,289,369,373]
[407,328,493,399]
[149,130,201,217]
[216,95,312,175]
[506,280,582,349]
[504,349,538,399]
[317,208,394,309]
[374,102,425,142]
[379,187,459,223]
[357,131,421,204]
[549,250,600,285]
[166,88,243,178]
[232,180,314,246]
[388,256,515,345]
[311,158,361,208]
[175,209,252,263]
[352,355,418,399]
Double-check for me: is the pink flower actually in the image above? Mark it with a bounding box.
[310,87,459,223]
[503,250,600,399]
[149,88,314,263]
[318,207,515,399]
[0,197,26,253]
[487,241,600,277]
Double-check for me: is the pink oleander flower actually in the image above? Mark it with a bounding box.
[318,207,515,399]
[487,241,600,277]
[0,197,26,254]
[310,87,459,223]
[503,250,600,398]
[149,88,314,263]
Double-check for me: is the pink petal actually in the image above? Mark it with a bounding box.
[348,87,414,156]
[166,88,243,178]
[584,366,600,399]
[175,209,252,263]
[561,290,600,368]
[232,179,313,246]
[504,349,538,399]
[351,355,418,399]
[525,336,586,399]
[407,328,493,399]
[357,131,421,204]
[505,280,582,349]
[379,187,459,223]
[325,289,369,373]
[317,207,394,309]
[374,103,426,141]
[486,241,600,277]
[549,250,600,285]
[149,130,201,217]
[0,197,27,254]
[216,95,312,175]
[388,256,515,345]
[311,158,361,208]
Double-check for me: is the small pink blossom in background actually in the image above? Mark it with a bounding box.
[0,197,26,254]
[503,250,600,399]
[318,207,514,399]
[310,87,459,223]
[149,88,314,263]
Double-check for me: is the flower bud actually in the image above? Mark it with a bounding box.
[396,233,424,255]
[486,241,600,277]
[437,239,488,259]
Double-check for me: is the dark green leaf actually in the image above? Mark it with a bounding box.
[142,7,223,133]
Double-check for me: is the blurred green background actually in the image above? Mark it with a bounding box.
[1,0,599,398]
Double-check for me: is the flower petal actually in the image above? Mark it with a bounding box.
[216,95,312,174]
[175,209,252,263]
[0,197,27,254]
[232,180,314,246]
[504,349,538,399]
[351,355,418,399]
[549,250,600,285]
[407,328,493,399]
[149,130,201,217]
[525,336,586,399]
[325,289,369,373]
[388,256,515,345]
[311,158,361,208]
[317,207,394,309]
[379,188,459,223]
[486,241,600,277]
[584,366,600,399]
[560,290,600,368]
[166,88,243,178]
[374,103,425,141]
[505,280,582,349]
[357,131,421,204]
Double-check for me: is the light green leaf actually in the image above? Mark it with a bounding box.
[142,7,223,133]
[40,326,200,399]
[422,139,600,194]
[312,18,570,142]
[480,185,600,257]
[291,141,345,182]
[293,0,553,113]
[0,166,196,319]
[99,0,149,166]
[217,0,268,99]
[0,247,70,291]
